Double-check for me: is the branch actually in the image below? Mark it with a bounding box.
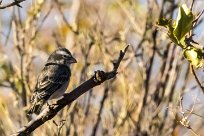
[0,0,26,9]
[190,0,195,11]
[12,45,129,136]
[91,85,109,136]
[191,65,204,94]
[53,120,66,136]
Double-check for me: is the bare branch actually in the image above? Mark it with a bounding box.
[191,65,204,94]
[0,0,26,9]
[190,0,195,11]
[54,0,78,34]
[175,94,200,136]
[12,45,129,136]
[193,9,204,27]
[53,120,66,136]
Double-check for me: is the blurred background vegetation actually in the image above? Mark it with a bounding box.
[0,0,204,136]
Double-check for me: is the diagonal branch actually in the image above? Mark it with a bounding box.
[191,65,204,94]
[12,45,129,136]
[0,0,26,9]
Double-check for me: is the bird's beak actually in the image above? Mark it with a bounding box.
[70,57,77,63]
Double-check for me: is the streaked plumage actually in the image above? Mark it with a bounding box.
[27,48,77,115]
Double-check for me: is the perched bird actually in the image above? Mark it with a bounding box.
[27,47,77,115]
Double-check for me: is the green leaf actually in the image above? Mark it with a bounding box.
[183,47,203,68]
[173,4,193,43]
[157,18,179,45]
[157,18,169,26]
[157,4,203,68]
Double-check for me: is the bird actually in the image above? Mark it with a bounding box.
[27,47,77,115]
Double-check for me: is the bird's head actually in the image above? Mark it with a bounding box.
[47,47,77,67]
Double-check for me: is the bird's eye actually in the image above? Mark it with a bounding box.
[62,55,67,58]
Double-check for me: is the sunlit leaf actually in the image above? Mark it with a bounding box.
[157,4,194,48]
[183,47,203,68]
[157,18,179,46]
[173,4,193,42]
[157,4,203,68]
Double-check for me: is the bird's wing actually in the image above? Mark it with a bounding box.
[34,65,71,100]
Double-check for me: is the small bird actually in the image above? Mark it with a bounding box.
[27,47,77,115]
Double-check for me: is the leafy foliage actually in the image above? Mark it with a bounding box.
[157,4,202,68]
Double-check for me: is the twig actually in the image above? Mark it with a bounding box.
[28,3,53,46]
[186,109,204,119]
[53,120,66,136]
[175,94,200,136]
[12,45,129,136]
[190,65,204,94]
[116,0,143,35]
[0,0,26,9]
[193,9,204,26]
[4,8,15,46]
[189,128,200,136]
[91,85,109,136]
[190,0,195,11]
[0,83,10,88]
[54,0,78,34]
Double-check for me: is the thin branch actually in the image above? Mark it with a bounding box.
[12,45,129,136]
[4,8,15,46]
[91,85,109,136]
[186,110,204,119]
[175,94,200,136]
[116,0,143,35]
[190,65,204,94]
[28,3,53,46]
[0,83,10,88]
[54,0,78,34]
[53,120,66,136]
[193,9,204,27]
[190,0,195,11]
[0,0,26,9]
[189,127,199,136]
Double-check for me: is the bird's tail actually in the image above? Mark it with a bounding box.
[27,100,45,115]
